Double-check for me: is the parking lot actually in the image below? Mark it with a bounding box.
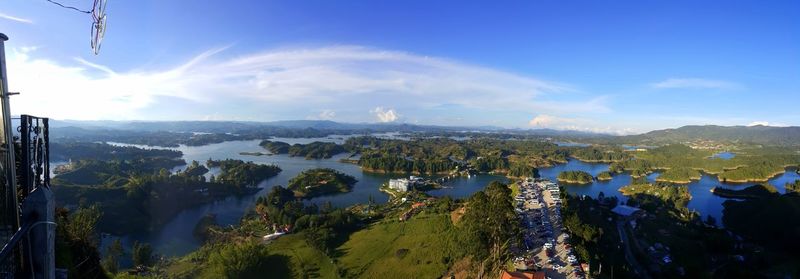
[512,179,586,279]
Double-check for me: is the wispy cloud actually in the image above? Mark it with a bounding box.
[307,109,336,120]
[651,78,742,90]
[7,45,606,126]
[0,12,33,24]
[528,114,636,135]
[747,121,788,127]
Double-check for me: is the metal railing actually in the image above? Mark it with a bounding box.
[0,115,55,279]
[17,115,51,197]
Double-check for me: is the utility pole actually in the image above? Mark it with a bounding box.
[0,32,56,279]
[0,31,21,278]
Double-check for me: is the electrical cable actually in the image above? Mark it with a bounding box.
[43,0,91,14]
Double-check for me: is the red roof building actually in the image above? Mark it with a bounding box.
[499,270,546,279]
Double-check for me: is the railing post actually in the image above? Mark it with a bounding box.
[21,115,31,194]
[21,187,55,279]
[0,32,21,278]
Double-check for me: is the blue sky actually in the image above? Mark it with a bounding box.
[1,0,798,134]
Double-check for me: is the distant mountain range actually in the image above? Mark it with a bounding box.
[48,119,604,137]
[48,119,800,146]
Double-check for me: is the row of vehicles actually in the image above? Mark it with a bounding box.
[513,179,586,279]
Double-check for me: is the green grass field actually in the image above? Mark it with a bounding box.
[335,212,462,278]
[163,211,464,278]
[509,183,520,198]
[265,234,339,279]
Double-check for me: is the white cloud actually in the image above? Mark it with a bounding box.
[528,114,635,135]
[371,107,399,123]
[0,12,33,24]
[529,114,577,127]
[651,78,742,90]
[747,121,787,127]
[747,121,769,127]
[317,109,336,120]
[6,45,605,125]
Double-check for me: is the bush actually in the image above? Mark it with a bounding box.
[207,240,276,278]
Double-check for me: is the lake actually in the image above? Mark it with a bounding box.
[710,151,735,160]
[100,140,800,258]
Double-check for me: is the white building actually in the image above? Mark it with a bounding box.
[388,178,412,192]
[388,176,424,192]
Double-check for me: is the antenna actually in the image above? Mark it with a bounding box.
[90,0,107,55]
[44,0,108,55]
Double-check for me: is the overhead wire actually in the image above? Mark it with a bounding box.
[43,0,92,14]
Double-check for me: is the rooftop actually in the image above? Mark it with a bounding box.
[611,205,643,216]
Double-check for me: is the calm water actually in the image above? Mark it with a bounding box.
[553,141,591,147]
[710,151,735,160]
[98,140,800,257]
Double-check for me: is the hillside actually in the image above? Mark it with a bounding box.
[620,125,800,146]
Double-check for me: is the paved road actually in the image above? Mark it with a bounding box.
[523,181,584,279]
[616,220,650,279]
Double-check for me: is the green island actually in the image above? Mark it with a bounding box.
[596,171,613,181]
[260,140,346,159]
[206,159,282,187]
[557,170,594,184]
[287,168,358,198]
[710,184,779,199]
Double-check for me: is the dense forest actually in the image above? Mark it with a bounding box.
[722,192,800,276]
[562,195,632,277]
[596,171,613,181]
[359,153,460,174]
